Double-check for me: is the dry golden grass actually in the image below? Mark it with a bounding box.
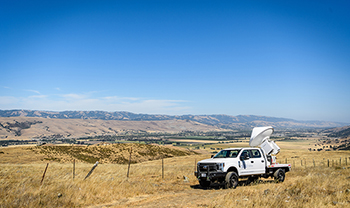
[211,165,350,208]
[0,154,206,207]
[0,145,46,164]
[1,141,350,207]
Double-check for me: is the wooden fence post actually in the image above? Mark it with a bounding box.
[285,158,287,164]
[327,159,329,167]
[313,159,315,167]
[73,159,75,180]
[301,160,303,166]
[346,157,347,166]
[195,159,197,173]
[162,158,164,179]
[127,147,132,178]
[340,157,341,166]
[84,161,99,180]
[41,163,49,185]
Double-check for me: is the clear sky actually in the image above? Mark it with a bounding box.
[1,0,350,123]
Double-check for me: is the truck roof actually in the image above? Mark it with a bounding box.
[222,147,260,151]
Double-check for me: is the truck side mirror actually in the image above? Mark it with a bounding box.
[211,155,214,158]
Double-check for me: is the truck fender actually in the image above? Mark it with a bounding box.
[226,167,238,175]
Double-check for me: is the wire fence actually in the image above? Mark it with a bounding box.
[278,157,350,168]
[37,154,350,185]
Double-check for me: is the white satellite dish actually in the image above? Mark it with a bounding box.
[249,126,274,147]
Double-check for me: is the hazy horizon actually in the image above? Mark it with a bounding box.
[1,109,348,124]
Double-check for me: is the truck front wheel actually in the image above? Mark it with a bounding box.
[274,169,285,183]
[225,172,238,189]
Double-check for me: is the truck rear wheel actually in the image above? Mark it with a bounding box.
[274,168,285,183]
[225,172,238,189]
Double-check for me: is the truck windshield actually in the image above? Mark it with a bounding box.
[213,149,241,158]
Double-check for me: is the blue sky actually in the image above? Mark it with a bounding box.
[1,0,350,122]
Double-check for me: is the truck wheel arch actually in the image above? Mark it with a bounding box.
[226,167,238,175]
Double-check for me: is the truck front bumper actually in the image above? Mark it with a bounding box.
[194,171,226,181]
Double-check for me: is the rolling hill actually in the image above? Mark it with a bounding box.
[323,125,350,138]
[0,116,222,140]
[29,143,195,164]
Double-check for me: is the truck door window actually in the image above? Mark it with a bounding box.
[241,150,251,159]
[250,149,261,158]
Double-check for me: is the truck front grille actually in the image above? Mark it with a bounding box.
[198,163,218,172]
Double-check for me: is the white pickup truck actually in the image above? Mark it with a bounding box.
[195,126,291,188]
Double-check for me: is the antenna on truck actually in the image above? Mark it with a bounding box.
[249,126,280,155]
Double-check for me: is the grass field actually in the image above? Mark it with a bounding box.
[1,140,350,207]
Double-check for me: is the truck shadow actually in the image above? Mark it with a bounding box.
[190,179,277,190]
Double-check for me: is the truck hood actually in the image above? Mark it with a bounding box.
[198,158,216,163]
[199,158,238,164]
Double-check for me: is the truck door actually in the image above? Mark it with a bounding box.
[239,150,253,176]
[239,149,265,175]
[249,149,265,175]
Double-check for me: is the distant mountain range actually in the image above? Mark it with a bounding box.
[0,109,347,129]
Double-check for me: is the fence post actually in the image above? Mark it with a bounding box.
[327,159,329,167]
[346,157,347,166]
[313,159,315,167]
[285,158,287,164]
[301,160,303,166]
[127,147,132,178]
[73,159,75,180]
[84,161,99,180]
[162,157,164,179]
[340,157,341,166]
[41,163,49,185]
[195,159,197,172]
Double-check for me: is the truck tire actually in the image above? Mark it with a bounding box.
[199,180,211,188]
[225,172,238,189]
[274,168,285,183]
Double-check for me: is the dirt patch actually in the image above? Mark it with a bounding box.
[89,188,226,208]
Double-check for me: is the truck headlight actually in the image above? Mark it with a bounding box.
[217,163,225,171]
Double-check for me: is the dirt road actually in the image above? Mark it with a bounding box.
[90,184,230,208]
